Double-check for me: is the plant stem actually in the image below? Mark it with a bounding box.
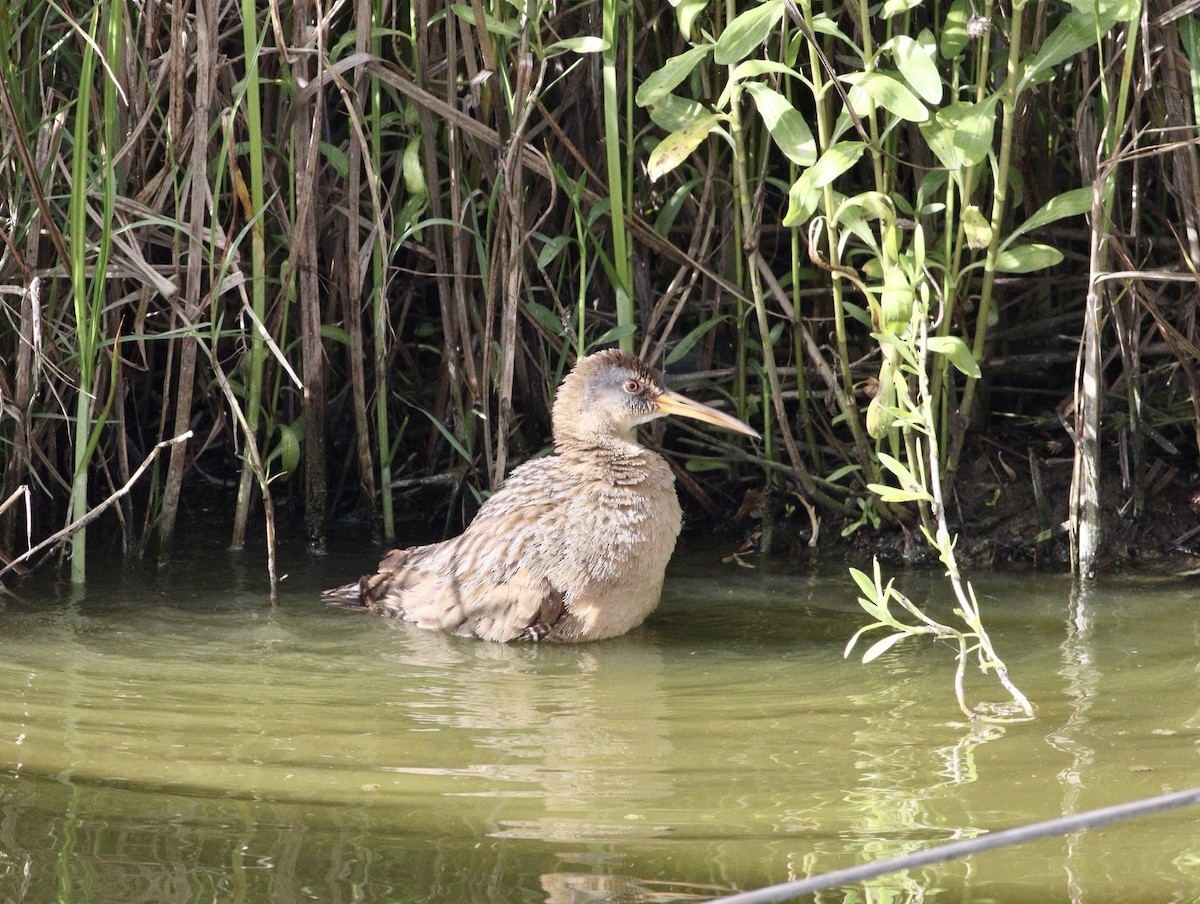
[602,0,633,350]
[231,0,268,550]
[946,0,1025,488]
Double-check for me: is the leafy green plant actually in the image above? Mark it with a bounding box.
[845,557,1033,722]
[633,0,1144,708]
[845,297,1032,721]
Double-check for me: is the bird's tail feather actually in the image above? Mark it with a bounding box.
[322,581,368,610]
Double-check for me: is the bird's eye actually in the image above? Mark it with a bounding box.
[623,379,641,394]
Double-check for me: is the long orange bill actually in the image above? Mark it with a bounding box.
[654,390,761,438]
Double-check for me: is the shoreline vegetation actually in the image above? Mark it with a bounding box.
[1,0,1198,596]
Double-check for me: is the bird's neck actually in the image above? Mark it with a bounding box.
[555,431,663,486]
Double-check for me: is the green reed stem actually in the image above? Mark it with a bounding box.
[948,0,1026,484]
[602,0,633,350]
[371,5,395,540]
[798,0,873,473]
[231,0,268,550]
[67,4,121,584]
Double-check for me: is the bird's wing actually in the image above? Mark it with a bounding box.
[364,460,575,641]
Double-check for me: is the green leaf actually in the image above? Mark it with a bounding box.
[666,316,727,365]
[1004,187,1093,247]
[654,181,697,236]
[714,0,784,65]
[591,323,638,347]
[525,301,566,335]
[849,566,878,601]
[1019,1,1138,91]
[421,409,472,462]
[862,631,909,663]
[319,141,349,179]
[940,0,970,60]
[636,44,714,108]
[889,33,942,104]
[450,3,518,38]
[868,483,935,503]
[275,423,301,475]
[783,169,821,226]
[845,623,883,659]
[919,96,998,171]
[826,463,862,483]
[672,0,707,40]
[808,14,858,52]
[807,140,866,187]
[647,94,709,132]
[536,234,573,268]
[684,458,732,472]
[881,0,921,17]
[806,14,864,52]
[542,36,609,56]
[926,336,981,378]
[744,82,816,166]
[841,71,928,122]
[962,204,992,249]
[647,114,726,181]
[730,59,800,81]
[995,243,1064,273]
[877,451,916,487]
[403,139,426,198]
[952,95,1000,165]
[319,324,351,346]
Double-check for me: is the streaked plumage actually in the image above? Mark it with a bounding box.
[323,349,758,642]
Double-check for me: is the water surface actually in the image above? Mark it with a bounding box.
[1,533,1198,902]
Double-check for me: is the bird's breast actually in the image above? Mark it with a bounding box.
[559,454,681,586]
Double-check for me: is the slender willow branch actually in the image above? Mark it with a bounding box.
[0,432,194,582]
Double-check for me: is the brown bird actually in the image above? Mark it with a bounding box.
[323,349,759,642]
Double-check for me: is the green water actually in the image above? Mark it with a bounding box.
[1,533,1199,903]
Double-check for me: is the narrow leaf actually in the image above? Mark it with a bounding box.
[995,243,1064,273]
[714,0,785,65]
[845,623,883,659]
[275,423,301,475]
[782,169,821,226]
[868,484,934,504]
[536,235,573,268]
[450,3,518,38]
[730,60,799,81]
[647,94,710,132]
[636,44,714,108]
[890,32,942,104]
[849,566,878,600]
[526,301,565,335]
[806,140,866,188]
[1005,187,1093,246]
[926,336,981,378]
[543,36,609,56]
[647,114,725,181]
[1019,1,1137,91]
[877,451,916,486]
[862,632,909,663]
[666,316,727,365]
[940,0,970,60]
[840,71,928,122]
[744,82,816,166]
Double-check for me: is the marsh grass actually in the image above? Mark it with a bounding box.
[0,0,1197,589]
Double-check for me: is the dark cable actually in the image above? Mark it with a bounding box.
[708,786,1200,904]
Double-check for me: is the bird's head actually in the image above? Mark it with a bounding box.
[552,348,759,451]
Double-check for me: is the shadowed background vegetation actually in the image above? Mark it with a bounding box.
[1,0,1198,588]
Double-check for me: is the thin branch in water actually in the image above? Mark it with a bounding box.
[0,432,193,583]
